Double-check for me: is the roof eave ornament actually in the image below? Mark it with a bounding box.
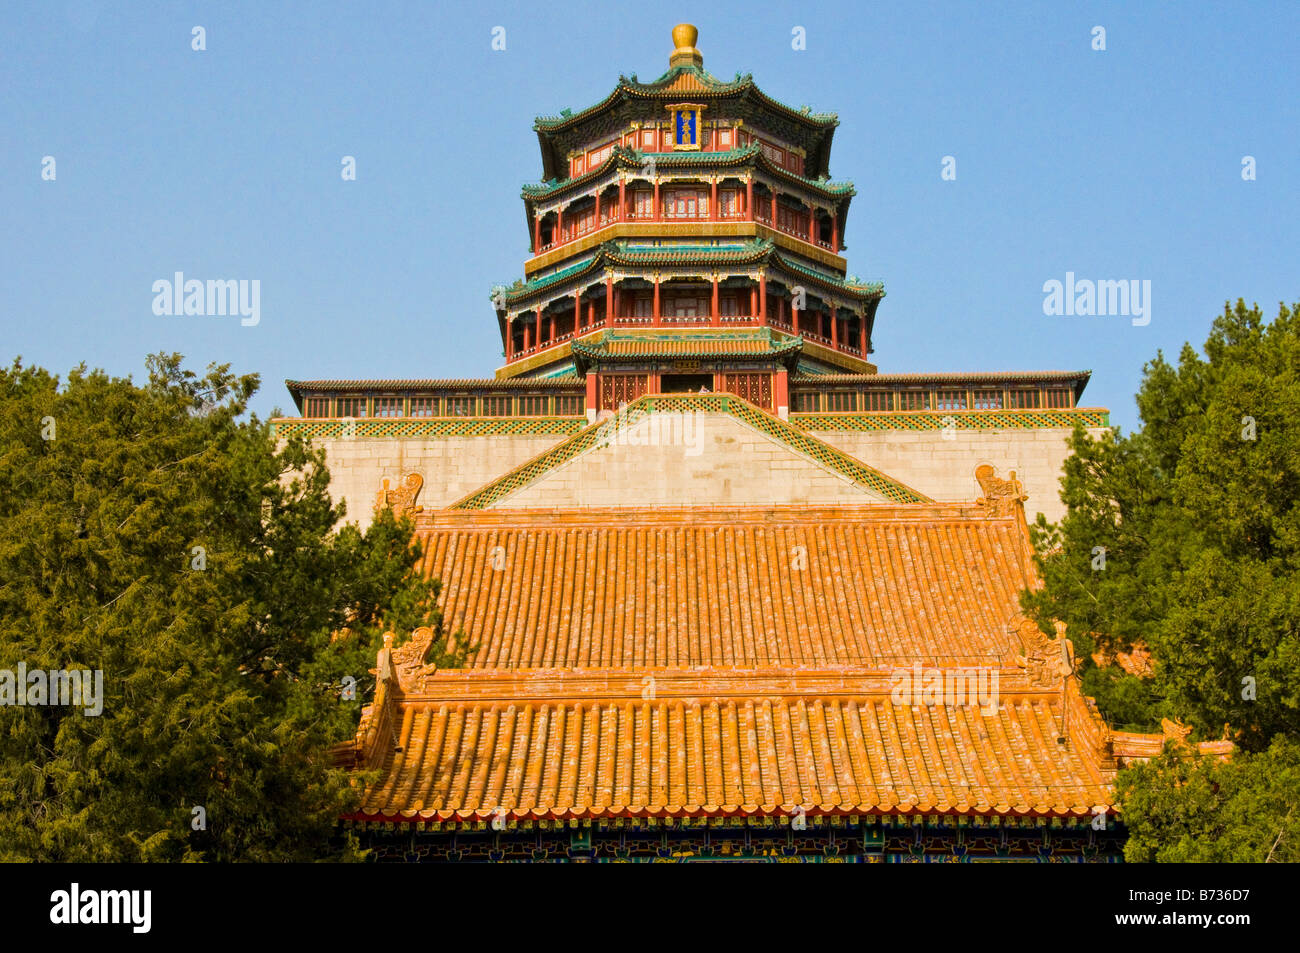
[669,23,704,69]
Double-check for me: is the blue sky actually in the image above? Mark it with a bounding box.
[2,0,1296,430]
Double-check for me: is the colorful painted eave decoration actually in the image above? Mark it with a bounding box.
[520,143,857,202]
[792,408,1112,432]
[494,240,883,308]
[570,327,802,363]
[533,67,838,133]
[269,417,586,440]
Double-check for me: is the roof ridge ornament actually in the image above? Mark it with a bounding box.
[669,23,703,69]
[974,464,1027,518]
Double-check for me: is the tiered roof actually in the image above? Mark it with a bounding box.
[344,503,1130,823]
[497,239,883,309]
[569,327,801,366]
[532,60,839,181]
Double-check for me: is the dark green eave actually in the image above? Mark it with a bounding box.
[492,239,884,309]
[531,65,839,181]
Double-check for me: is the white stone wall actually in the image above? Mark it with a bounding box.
[313,434,567,530]
[492,413,891,508]
[807,427,1110,524]
[304,423,1100,527]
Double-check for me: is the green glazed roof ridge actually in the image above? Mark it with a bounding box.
[269,417,586,440]
[790,408,1111,432]
[521,143,855,200]
[773,251,883,295]
[534,68,838,133]
[448,393,932,510]
[534,67,750,130]
[497,240,887,306]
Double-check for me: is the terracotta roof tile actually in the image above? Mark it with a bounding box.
[350,694,1114,821]
[344,502,1223,823]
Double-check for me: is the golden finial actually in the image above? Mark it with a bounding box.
[670,23,703,69]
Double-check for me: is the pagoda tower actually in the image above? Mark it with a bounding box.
[494,24,879,420]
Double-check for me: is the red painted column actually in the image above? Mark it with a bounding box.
[759,278,767,326]
[594,192,601,227]
[710,179,718,222]
[533,215,541,253]
[711,277,719,327]
[653,180,660,221]
[588,299,595,328]
[523,318,532,352]
[653,276,661,327]
[770,192,777,228]
[505,318,514,360]
[745,177,753,220]
[606,274,614,325]
[808,207,817,244]
[749,284,756,318]
[585,372,598,419]
[556,207,564,245]
[831,213,839,253]
[860,313,869,354]
[831,309,838,348]
[574,291,582,331]
[775,367,789,419]
[536,307,543,349]
[792,302,800,335]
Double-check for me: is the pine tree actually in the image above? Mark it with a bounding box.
[1021,300,1300,860]
[0,354,460,861]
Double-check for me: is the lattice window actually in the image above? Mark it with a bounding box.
[600,375,647,410]
[632,296,653,318]
[936,390,967,411]
[633,191,654,217]
[335,396,368,418]
[1044,387,1072,408]
[898,390,929,411]
[374,397,403,418]
[777,203,804,232]
[519,395,549,415]
[555,395,584,416]
[827,391,858,412]
[864,390,892,412]
[304,397,330,418]
[664,190,706,219]
[723,373,772,410]
[1008,389,1040,409]
[482,396,512,417]
[718,190,740,216]
[792,392,820,413]
[668,297,707,316]
[446,396,475,417]
[973,389,1003,410]
[409,396,439,417]
[720,295,739,316]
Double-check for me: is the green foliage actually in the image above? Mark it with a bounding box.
[1117,737,1300,862]
[1022,299,1300,862]
[0,354,461,861]
[1023,300,1300,748]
